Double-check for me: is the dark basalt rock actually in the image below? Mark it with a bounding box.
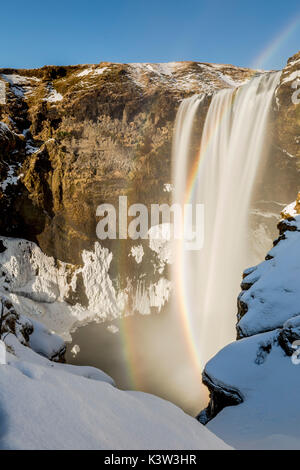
[278,322,300,356]
[236,293,248,326]
[196,372,243,425]
[0,296,33,345]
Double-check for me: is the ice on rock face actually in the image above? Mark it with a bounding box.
[129,245,144,264]
[0,237,172,339]
[148,223,173,265]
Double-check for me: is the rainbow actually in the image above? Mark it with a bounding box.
[251,13,300,70]
[175,92,236,383]
[173,15,300,386]
[118,16,300,396]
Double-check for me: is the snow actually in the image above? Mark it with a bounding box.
[287,58,300,68]
[237,216,300,337]
[128,62,249,94]
[163,183,174,192]
[44,85,63,103]
[77,68,94,77]
[0,334,230,450]
[133,278,172,314]
[281,200,297,218]
[25,142,40,154]
[77,66,108,77]
[107,324,119,334]
[130,245,144,264]
[206,329,300,449]
[148,223,173,265]
[202,214,300,449]
[0,341,6,364]
[1,74,40,99]
[94,66,108,75]
[0,237,172,339]
[28,318,65,360]
[81,243,128,319]
[199,64,248,88]
[0,165,23,191]
[0,80,6,104]
[1,74,30,85]
[282,70,300,85]
[0,121,10,136]
[70,344,80,357]
[11,86,25,98]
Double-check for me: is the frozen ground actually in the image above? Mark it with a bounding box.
[0,334,230,450]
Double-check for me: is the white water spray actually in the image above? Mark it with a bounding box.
[172,72,281,367]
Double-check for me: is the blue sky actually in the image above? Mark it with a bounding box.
[1,0,299,70]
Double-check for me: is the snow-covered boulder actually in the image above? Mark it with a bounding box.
[200,328,300,449]
[198,212,300,449]
[237,216,300,338]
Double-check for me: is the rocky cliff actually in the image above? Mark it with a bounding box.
[0,61,253,264]
[0,54,299,393]
[0,61,255,336]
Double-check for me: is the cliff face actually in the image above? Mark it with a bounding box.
[0,61,255,336]
[0,61,253,265]
[274,51,300,161]
[260,51,300,205]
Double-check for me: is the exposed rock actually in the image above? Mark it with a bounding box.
[254,51,300,209]
[0,295,33,345]
[197,372,243,425]
[0,62,254,264]
[236,214,300,339]
[274,51,300,162]
[0,292,65,362]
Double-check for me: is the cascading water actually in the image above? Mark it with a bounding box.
[172,71,281,372]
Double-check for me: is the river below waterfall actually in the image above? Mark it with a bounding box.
[66,303,209,416]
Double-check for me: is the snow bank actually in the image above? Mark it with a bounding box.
[1,74,40,99]
[44,85,63,103]
[237,216,300,337]
[0,335,230,450]
[77,66,108,77]
[201,213,300,449]
[205,329,300,449]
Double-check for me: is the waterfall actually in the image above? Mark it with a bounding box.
[172,72,281,368]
